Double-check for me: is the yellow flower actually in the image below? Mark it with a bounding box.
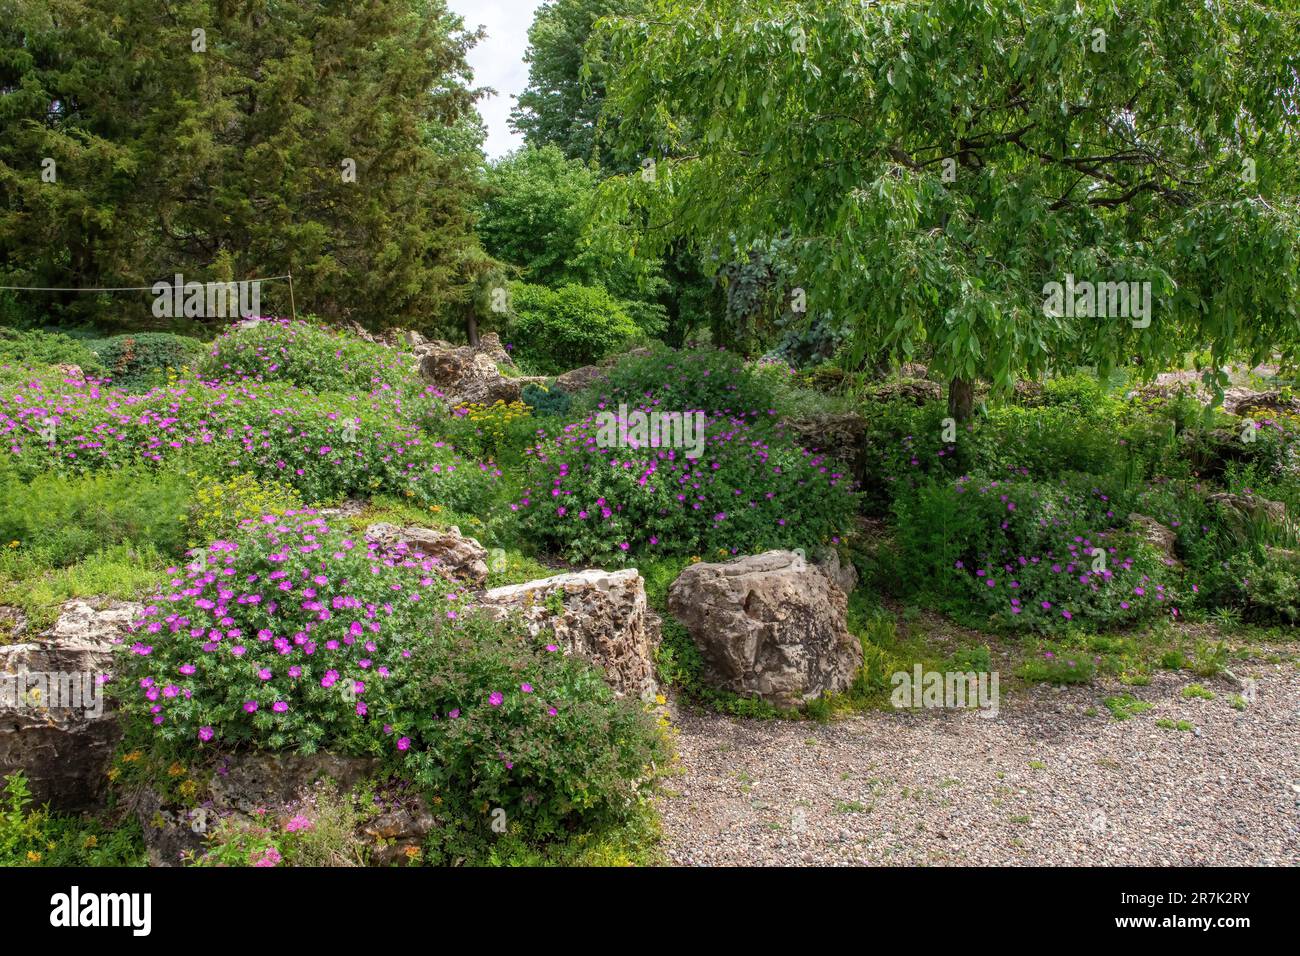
[82,835,98,849]
[8,540,17,548]
[167,762,186,778]
[26,851,41,863]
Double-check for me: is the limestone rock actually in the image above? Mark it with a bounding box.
[1129,514,1182,568]
[555,364,609,393]
[365,522,489,587]
[667,551,862,708]
[478,568,659,700]
[0,599,141,810]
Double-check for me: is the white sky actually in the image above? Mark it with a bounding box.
[447,0,544,159]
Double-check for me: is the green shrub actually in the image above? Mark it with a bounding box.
[521,382,572,418]
[198,319,411,395]
[401,614,667,842]
[0,466,191,568]
[594,344,780,416]
[188,473,304,545]
[0,328,105,376]
[508,282,639,375]
[87,332,205,390]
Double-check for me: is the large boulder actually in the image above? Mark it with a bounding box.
[555,363,609,394]
[0,599,141,810]
[418,345,522,406]
[667,551,863,708]
[365,522,489,587]
[477,568,659,700]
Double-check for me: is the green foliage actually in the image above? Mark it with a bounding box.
[188,472,304,545]
[0,328,105,375]
[0,465,191,568]
[595,0,1300,400]
[521,382,573,418]
[87,333,204,390]
[1103,693,1154,720]
[0,0,485,327]
[198,320,411,395]
[510,0,642,167]
[1,772,146,866]
[508,282,639,374]
[399,614,668,843]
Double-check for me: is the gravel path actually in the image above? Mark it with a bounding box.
[657,661,1300,865]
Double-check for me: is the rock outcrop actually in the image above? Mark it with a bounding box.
[0,600,140,810]
[365,522,489,587]
[667,551,863,708]
[478,568,659,700]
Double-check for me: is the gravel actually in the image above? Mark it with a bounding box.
[657,662,1300,865]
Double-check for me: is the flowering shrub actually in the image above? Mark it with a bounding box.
[115,510,457,753]
[516,405,857,562]
[594,345,780,416]
[0,374,494,507]
[449,399,532,458]
[398,614,667,842]
[116,511,665,843]
[892,475,1186,631]
[188,472,304,546]
[199,319,412,395]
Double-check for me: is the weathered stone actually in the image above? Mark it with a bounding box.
[0,600,141,810]
[418,346,523,406]
[1207,492,1286,541]
[1129,513,1182,568]
[667,551,863,709]
[869,378,942,405]
[555,364,609,393]
[365,522,489,587]
[478,331,514,367]
[782,412,866,476]
[478,568,659,700]
[207,752,380,813]
[1223,388,1300,417]
[814,547,859,597]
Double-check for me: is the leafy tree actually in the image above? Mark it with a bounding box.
[479,144,667,333]
[594,0,1300,417]
[0,0,487,329]
[510,0,641,168]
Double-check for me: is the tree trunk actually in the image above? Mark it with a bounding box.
[465,308,479,348]
[948,375,976,421]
